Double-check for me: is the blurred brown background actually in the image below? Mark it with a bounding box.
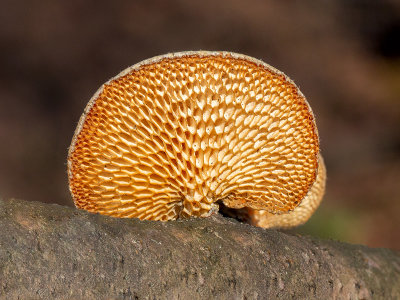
[1,0,399,249]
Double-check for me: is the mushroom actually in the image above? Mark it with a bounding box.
[67,51,326,228]
[219,155,326,228]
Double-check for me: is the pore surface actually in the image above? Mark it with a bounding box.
[68,53,319,220]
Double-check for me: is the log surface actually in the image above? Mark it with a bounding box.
[0,198,399,299]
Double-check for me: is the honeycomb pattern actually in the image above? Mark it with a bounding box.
[242,154,326,228]
[68,52,321,223]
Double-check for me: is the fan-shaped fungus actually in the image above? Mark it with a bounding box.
[67,51,326,228]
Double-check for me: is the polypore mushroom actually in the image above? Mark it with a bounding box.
[67,51,326,228]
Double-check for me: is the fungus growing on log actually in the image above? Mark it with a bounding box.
[67,51,326,228]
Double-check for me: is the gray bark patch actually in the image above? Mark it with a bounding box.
[0,198,399,299]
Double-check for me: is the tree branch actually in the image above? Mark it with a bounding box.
[0,198,399,299]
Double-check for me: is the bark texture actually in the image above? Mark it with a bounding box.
[0,198,399,299]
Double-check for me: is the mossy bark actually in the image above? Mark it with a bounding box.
[0,198,399,299]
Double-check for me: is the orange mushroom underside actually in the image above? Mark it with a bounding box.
[68,51,321,225]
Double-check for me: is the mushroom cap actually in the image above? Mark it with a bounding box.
[224,154,326,228]
[68,51,321,221]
